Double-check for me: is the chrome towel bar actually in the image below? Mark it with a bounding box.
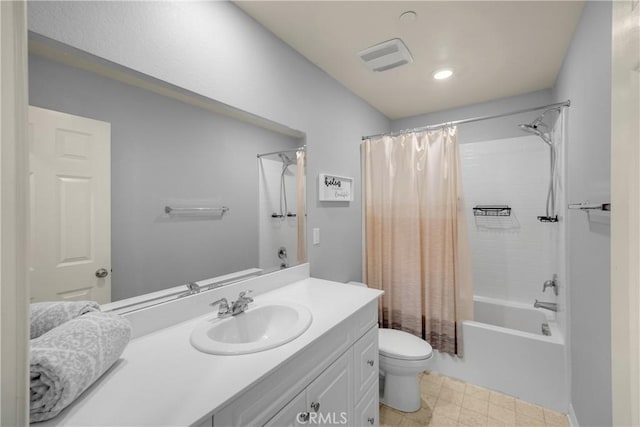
[164,206,229,215]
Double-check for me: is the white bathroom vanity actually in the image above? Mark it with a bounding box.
[38,264,383,427]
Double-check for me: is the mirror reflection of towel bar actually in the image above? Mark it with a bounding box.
[164,206,229,215]
[567,202,610,211]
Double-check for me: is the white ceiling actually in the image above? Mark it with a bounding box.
[235,1,584,120]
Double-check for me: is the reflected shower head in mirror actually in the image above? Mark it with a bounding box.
[278,153,295,166]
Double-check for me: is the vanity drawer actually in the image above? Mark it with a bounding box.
[353,300,378,338]
[353,325,378,404]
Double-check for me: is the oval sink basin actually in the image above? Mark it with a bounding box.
[190,303,312,355]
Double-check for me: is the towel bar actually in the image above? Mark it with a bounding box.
[164,206,229,216]
[567,202,610,211]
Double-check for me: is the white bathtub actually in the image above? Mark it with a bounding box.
[431,295,568,412]
[473,295,562,339]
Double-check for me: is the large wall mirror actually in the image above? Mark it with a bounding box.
[27,35,307,309]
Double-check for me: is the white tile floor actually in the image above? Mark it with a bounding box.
[380,371,569,427]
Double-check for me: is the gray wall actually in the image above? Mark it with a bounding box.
[392,89,552,144]
[553,2,612,425]
[27,1,391,284]
[29,54,299,301]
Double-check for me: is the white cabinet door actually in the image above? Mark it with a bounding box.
[354,384,379,427]
[306,349,353,427]
[354,326,378,404]
[264,392,307,427]
[29,106,111,303]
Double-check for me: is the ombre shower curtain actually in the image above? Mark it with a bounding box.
[363,127,473,356]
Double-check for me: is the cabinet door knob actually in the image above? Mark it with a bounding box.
[368,417,375,425]
[310,401,320,412]
[367,359,374,367]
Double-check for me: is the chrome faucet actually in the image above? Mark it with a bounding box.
[231,290,254,314]
[542,274,558,296]
[210,290,253,318]
[183,281,200,296]
[534,300,558,312]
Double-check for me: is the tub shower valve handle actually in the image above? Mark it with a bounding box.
[542,275,558,296]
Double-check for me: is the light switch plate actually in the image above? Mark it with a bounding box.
[313,228,320,245]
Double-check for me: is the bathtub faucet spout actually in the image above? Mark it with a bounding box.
[534,300,558,312]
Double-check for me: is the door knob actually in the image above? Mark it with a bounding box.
[310,401,320,412]
[95,268,109,278]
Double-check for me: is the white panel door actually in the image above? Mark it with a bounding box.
[29,106,111,304]
[611,1,640,425]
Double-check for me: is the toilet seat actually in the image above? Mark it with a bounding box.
[378,328,433,361]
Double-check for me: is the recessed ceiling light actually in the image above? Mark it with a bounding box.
[433,69,454,80]
[399,11,417,23]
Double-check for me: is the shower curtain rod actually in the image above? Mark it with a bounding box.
[361,100,571,141]
[256,146,306,158]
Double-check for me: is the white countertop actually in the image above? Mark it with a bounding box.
[39,278,382,427]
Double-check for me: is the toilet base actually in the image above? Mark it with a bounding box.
[380,372,422,413]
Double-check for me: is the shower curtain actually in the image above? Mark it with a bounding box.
[363,127,473,356]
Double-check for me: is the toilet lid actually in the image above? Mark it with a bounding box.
[378,328,433,361]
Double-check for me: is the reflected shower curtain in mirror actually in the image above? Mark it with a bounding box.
[363,128,472,356]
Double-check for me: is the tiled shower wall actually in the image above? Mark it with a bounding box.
[460,135,563,307]
[258,158,299,270]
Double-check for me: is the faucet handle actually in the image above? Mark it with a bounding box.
[210,297,230,316]
[187,282,201,294]
[542,278,559,296]
[239,290,253,302]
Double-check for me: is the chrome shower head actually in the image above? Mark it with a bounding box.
[518,106,562,146]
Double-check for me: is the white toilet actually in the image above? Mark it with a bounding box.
[347,282,433,413]
[378,328,433,412]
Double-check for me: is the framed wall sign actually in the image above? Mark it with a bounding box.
[318,173,353,201]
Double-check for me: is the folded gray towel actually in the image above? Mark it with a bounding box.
[30,301,101,339]
[29,312,132,423]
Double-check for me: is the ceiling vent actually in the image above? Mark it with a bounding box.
[357,38,413,72]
